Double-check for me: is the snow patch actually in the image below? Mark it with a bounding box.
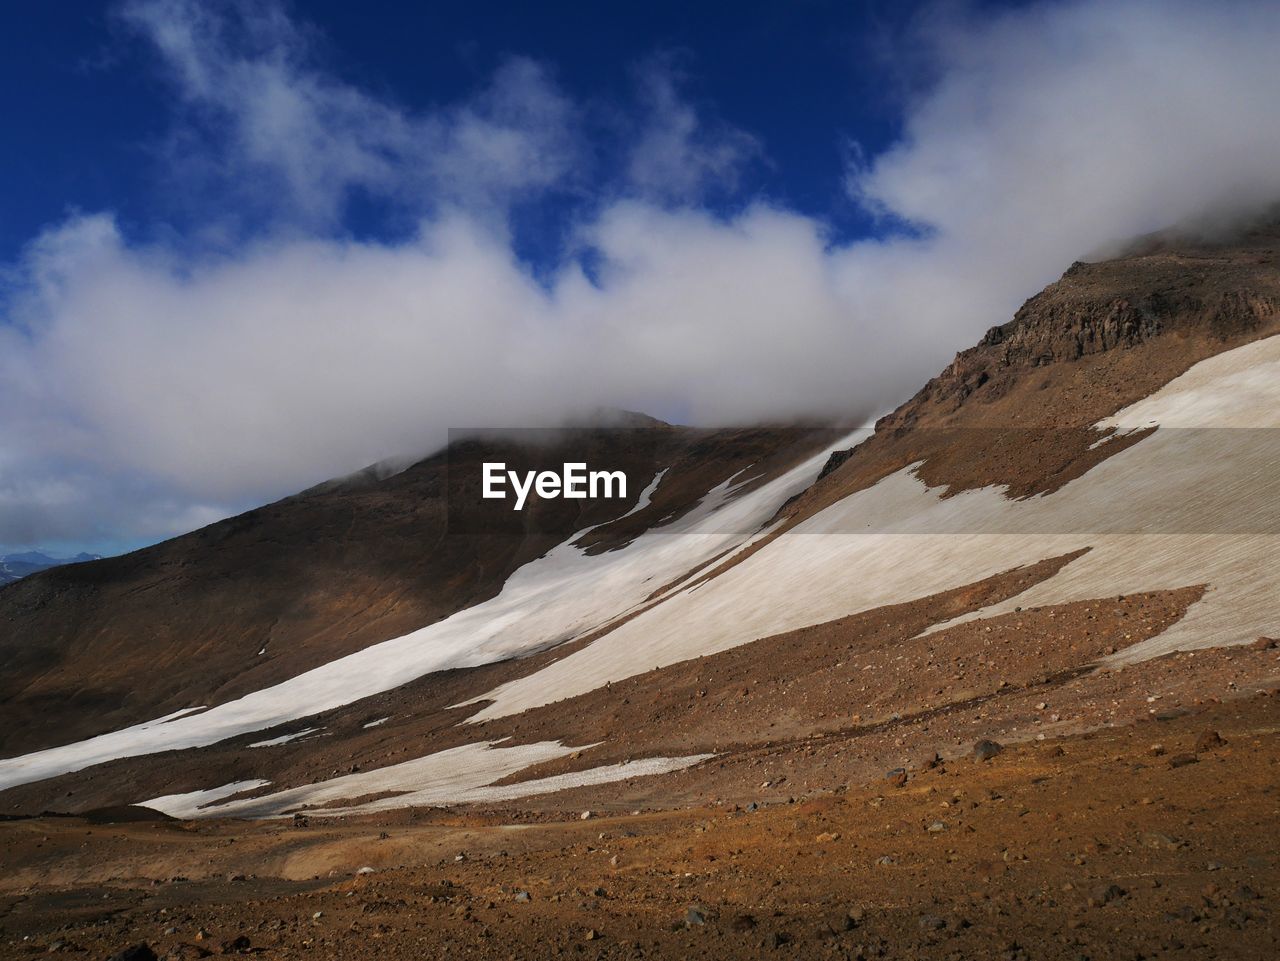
[610,468,668,522]
[0,433,851,791]
[466,335,1280,718]
[249,727,321,747]
[142,779,271,819]
[141,706,207,726]
[158,740,710,819]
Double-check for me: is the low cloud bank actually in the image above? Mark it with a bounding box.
[4,0,1280,550]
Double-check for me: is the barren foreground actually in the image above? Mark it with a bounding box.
[2,690,1277,961]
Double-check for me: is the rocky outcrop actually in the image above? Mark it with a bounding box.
[880,223,1280,431]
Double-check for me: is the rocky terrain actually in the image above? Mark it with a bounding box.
[1,221,1279,959]
[1,693,1277,960]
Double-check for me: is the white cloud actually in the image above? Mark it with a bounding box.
[120,0,580,227]
[624,55,762,203]
[0,206,862,508]
[4,0,1280,550]
[852,0,1280,255]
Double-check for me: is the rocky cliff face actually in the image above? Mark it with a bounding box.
[881,223,1280,429]
[782,222,1280,523]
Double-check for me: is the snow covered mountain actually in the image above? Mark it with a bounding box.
[1,221,1278,822]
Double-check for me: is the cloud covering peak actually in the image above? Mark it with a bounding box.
[3,0,1280,552]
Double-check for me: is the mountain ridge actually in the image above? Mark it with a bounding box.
[0,220,1277,816]
[0,551,102,588]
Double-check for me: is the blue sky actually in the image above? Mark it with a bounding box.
[0,0,1001,267]
[3,0,1280,557]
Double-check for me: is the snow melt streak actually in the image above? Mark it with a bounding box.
[147,742,711,819]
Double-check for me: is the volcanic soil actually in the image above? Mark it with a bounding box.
[2,690,1278,961]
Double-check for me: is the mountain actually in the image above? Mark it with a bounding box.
[0,424,839,755]
[1,223,1278,959]
[0,551,101,587]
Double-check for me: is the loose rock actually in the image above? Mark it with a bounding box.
[973,739,1003,762]
[1088,883,1127,907]
[1195,730,1226,753]
[1140,832,1183,851]
[106,947,158,961]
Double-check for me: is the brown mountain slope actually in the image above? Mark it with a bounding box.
[782,218,1280,523]
[0,426,834,756]
[1,219,1277,800]
[2,223,1279,961]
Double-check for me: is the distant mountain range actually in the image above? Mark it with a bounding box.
[0,551,101,587]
